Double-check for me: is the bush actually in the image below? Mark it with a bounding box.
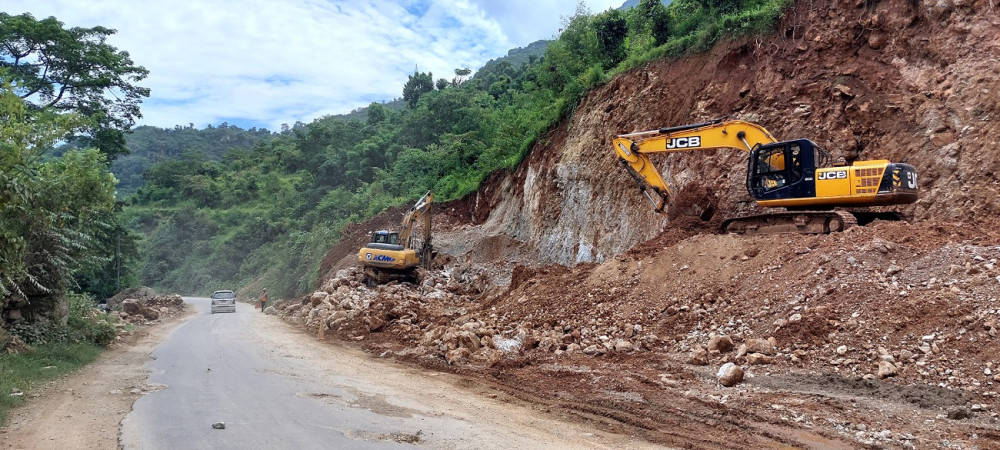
[8,321,67,346]
[9,293,119,347]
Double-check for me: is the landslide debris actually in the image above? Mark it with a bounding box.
[277,0,1000,447]
[107,287,187,324]
[279,220,1000,448]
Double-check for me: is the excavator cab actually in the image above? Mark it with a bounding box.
[746,139,822,202]
[368,230,403,250]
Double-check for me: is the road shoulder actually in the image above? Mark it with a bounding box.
[0,307,196,450]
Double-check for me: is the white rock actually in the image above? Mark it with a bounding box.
[836,345,848,356]
[614,340,635,353]
[878,361,898,379]
[717,363,744,387]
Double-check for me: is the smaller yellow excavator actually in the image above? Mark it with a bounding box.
[613,119,919,234]
[357,191,433,284]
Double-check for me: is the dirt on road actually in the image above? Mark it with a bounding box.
[3,300,667,450]
[281,217,1000,449]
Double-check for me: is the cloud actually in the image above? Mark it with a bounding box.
[5,0,624,131]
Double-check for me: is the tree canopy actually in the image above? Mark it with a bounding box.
[402,71,434,108]
[0,13,149,160]
[1,78,119,320]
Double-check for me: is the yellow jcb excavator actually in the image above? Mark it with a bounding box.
[612,119,918,234]
[357,191,433,284]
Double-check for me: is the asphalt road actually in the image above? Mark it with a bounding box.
[119,298,650,450]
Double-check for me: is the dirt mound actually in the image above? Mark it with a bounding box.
[287,0,1000,447]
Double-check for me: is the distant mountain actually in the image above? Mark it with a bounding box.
[476,40,550,79]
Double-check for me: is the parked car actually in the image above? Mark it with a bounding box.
[210,290,237,314]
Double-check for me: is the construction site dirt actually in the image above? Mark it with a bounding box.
[276,0,1000,448]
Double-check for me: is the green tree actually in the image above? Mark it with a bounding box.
[453,67,472,86]
[366,102,388,126]
[73,210,142,300]
[637,0,671,46]
[0,13,150,160]
[402,71,434,108]
[1,78,117,320]
[593,9,628,68]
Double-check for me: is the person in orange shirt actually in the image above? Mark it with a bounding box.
[259,288,268,313]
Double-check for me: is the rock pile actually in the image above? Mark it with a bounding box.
[273,267,664,366]
[118,294,185,323]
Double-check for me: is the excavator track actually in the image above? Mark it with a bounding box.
[720,210,858,235]
[363,267,417,287]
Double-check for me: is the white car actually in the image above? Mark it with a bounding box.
[210,290,237,314]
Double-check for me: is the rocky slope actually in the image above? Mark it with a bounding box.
[291,0,1000,447]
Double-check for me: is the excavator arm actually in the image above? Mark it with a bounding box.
[612,119,778,213]
[399,190,433,250]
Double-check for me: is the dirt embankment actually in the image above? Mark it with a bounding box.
[297,0,1000,448]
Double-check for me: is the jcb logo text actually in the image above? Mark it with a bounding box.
[665,136,701,149]
[817,170,847,180]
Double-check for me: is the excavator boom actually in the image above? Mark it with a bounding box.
[613,119,777,212]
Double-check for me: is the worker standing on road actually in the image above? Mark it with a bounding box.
[260,288,267,313]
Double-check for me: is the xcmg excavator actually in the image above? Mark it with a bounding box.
[613,119,919,234]
[357,191,433,285]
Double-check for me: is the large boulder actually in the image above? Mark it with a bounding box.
[717,363,745,387]
[688,346,709,366]
[122,299,142,316]
[878,360,898,379]
[707,335,734,353]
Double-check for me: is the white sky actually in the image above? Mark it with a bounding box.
[5,0,624,131]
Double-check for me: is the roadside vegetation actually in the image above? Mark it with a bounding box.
[0,293,120,425]
[1,12,144,419]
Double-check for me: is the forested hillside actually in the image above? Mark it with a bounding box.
[113,124,274,196]
[124,0,791,298]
